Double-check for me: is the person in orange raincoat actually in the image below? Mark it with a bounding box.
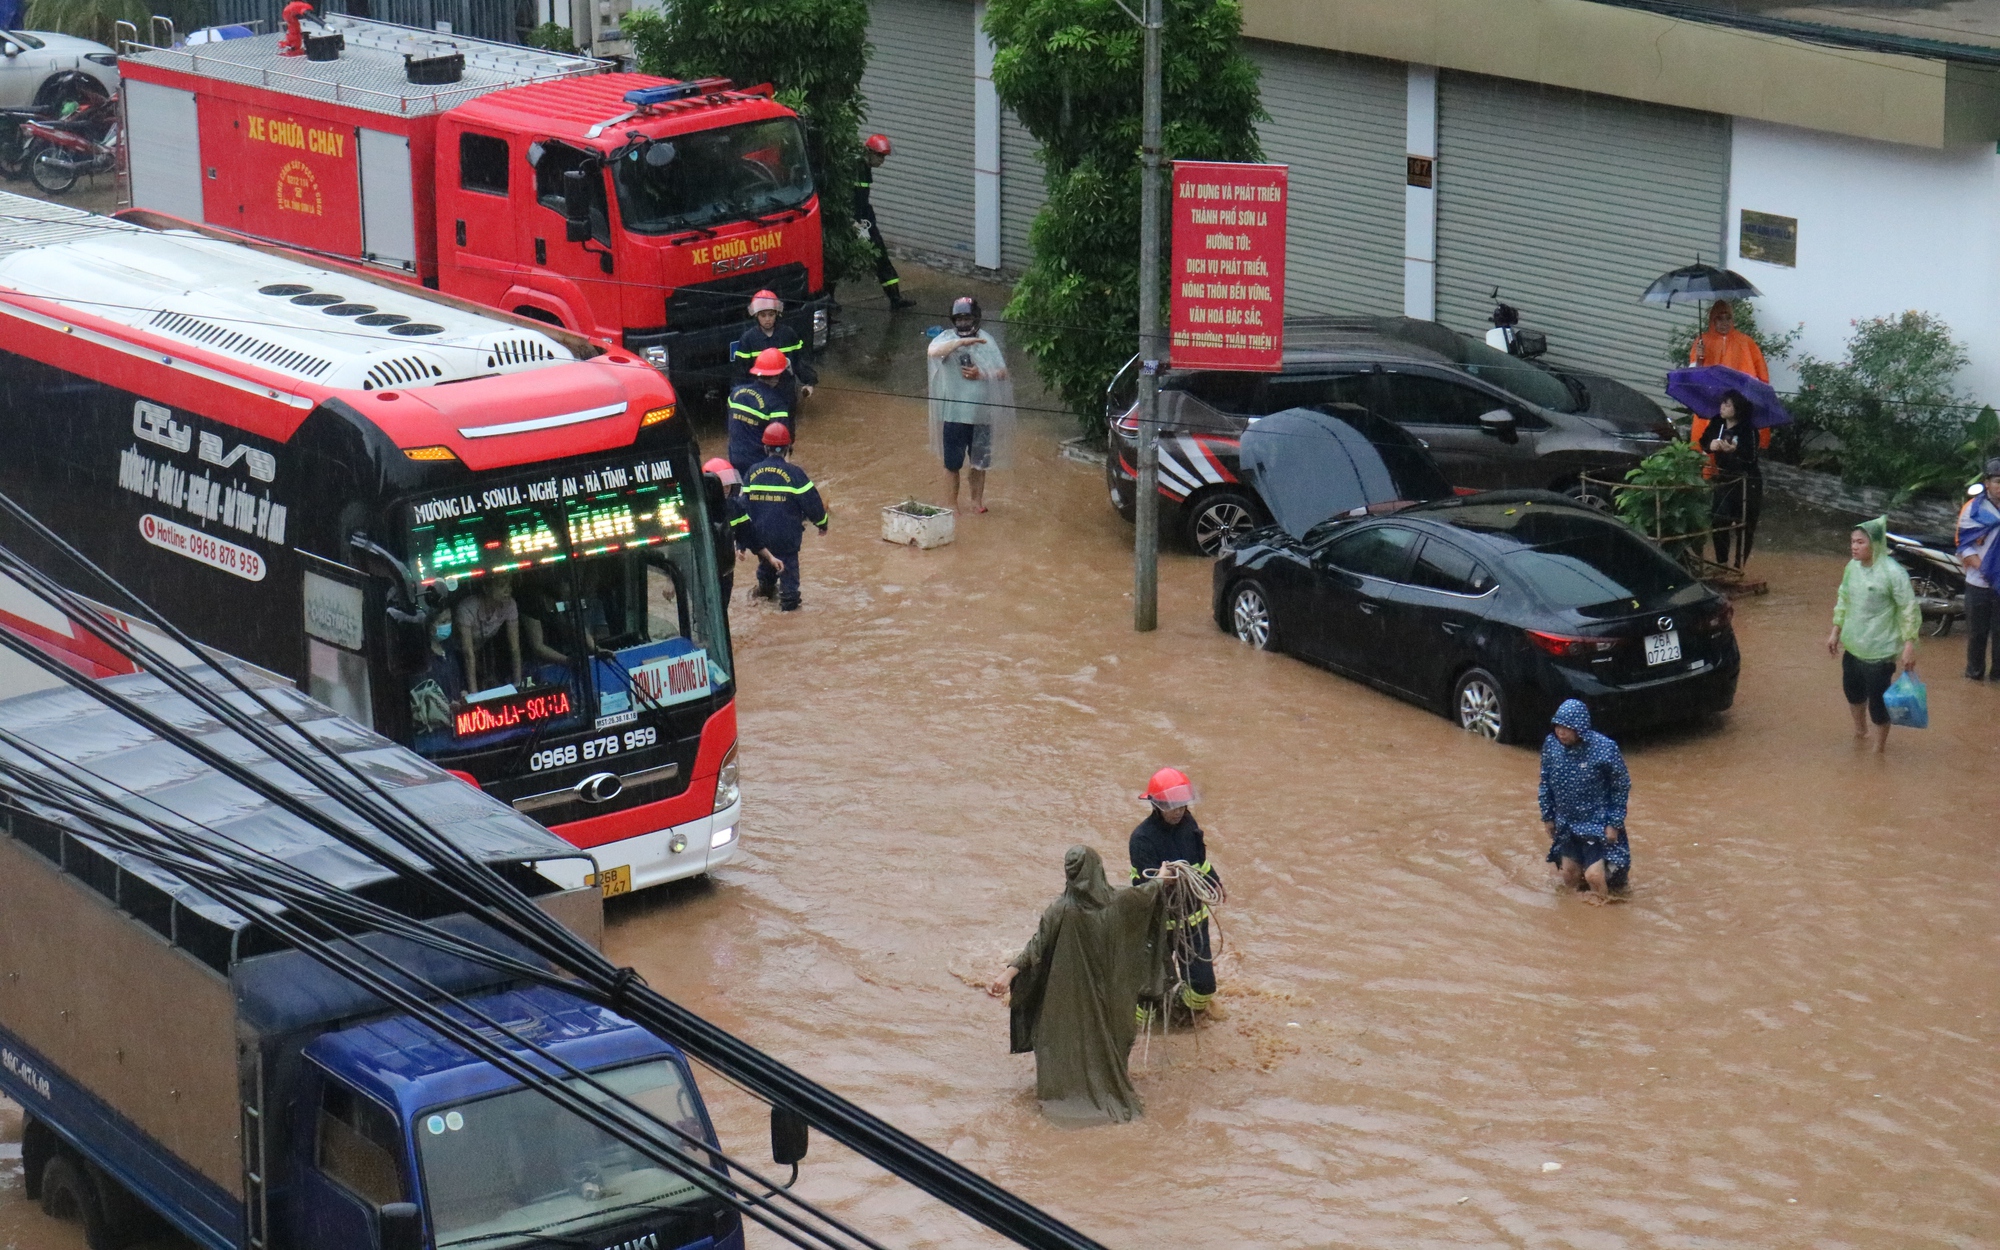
[1687,301,1773,458]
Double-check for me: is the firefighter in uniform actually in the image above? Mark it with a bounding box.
[726,348,793,477]
[731,289,816,411]
[702,457,780,613]
[1129,767,1222,1023]
[856,133,914,310]
[742,423,827,612]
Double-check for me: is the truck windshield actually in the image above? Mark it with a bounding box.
[396,459,732,757]
[418,1059,708,1250]
[613,117,813,234]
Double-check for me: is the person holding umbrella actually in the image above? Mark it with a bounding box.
[1687,302,1772,457]
[1706,390,1762,567]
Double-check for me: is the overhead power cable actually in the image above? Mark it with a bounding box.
[0,490,1108,1250]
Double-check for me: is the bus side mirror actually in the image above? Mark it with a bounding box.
[377,1203,422,1250]
[770,1106,808,1167]
[562,169,591,243]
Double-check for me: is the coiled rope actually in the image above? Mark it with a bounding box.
[1137,859,1227,1065]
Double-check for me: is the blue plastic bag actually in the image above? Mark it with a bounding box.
[1883,672,1929,729]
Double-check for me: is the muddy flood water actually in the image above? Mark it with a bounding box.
[4,277,1998,1249]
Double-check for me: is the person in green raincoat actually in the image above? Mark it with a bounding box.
[988,846,1168,1125]
[1826,516,1920,753]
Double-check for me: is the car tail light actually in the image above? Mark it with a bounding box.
[1526,629,1622,659]
[1114,407,1140,436]
[1697,598,1735,634]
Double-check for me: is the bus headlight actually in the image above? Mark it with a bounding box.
[811,308,829,349]
[710,825,736,849]
[712,743,739,812]
[641,344,670,372]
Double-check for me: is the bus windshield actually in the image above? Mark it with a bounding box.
[395,454,731,757]
[418,1059,708,1250]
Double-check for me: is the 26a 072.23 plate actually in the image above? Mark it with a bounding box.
[1644,629,1682,666]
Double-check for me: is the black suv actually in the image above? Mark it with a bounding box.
[1107,316,1677,554]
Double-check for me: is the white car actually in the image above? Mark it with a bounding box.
[0,31,118,109]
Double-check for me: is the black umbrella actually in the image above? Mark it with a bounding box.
[1640,262,1762,308]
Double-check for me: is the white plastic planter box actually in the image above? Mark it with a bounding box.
[881,501,955,549]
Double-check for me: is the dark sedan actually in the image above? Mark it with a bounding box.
[1212,492,1739,741]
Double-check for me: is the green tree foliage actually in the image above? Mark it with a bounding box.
[624,0,874,284]
[1614,441,1712,563]
[523,21,579,53]
[1790,311,1991,496]
[27,0,155,47]
[986,0,1264,436]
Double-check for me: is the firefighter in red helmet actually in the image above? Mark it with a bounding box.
[742,422,827,612]
[726,348,793,477]
[855,134,913,310]
[1130,767,1222,1023]
[732,288,816,410]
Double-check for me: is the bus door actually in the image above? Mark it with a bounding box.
[300,554,381,729]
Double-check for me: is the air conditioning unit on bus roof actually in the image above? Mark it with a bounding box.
[0,226,576,392]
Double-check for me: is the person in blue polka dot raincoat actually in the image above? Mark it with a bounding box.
[1538,699,1631,904]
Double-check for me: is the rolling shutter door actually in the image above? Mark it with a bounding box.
[126,80,205,224]
[998,108,1045,270]
[357,129,418,272]
[1435,72,1727,397]
[861,0,975,262]
[1249,42,1405,317]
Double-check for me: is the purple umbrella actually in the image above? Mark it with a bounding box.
[1665,365,1792,429]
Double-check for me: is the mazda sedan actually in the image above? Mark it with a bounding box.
[1212,492,1739,741]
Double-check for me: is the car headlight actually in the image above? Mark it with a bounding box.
[641,344,670,372]
[711,743,739,812]
[85,53,117,66]
[709,825,735,849]
[811,308,829,349]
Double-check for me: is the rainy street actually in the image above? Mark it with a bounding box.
[4,269,1999,1249]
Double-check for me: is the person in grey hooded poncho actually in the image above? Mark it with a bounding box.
[988,846,1167,1125]
[926,295,1015,514]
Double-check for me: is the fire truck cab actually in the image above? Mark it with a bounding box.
[118,15,830,382]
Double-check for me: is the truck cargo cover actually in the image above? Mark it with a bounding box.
[0,663,587,930]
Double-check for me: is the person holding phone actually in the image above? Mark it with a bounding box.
[926,295,1015,513]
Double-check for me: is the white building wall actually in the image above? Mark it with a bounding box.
[1728,119,2000,404]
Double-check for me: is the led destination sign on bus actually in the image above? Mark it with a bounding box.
[404,454,691,584]
[454,687,573,738]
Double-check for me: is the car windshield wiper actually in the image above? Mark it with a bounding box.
[440,1194,701,1250]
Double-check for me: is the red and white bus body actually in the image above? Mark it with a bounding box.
[0,192,737,893]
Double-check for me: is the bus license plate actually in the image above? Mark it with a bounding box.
[1645,629,1682,666]
[597,864,632,898]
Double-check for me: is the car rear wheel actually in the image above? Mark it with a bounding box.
[1453,668,1510,741]
[1559,480,1614,511]
[1184,489,1261,556]
[1229,581,1279,651]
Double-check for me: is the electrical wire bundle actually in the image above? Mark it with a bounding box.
[0,491,1105,1250]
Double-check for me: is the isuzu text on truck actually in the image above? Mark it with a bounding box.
[117,14,832,379]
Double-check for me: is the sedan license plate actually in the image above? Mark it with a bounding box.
[595,864,632,898]
[1644,629,1682,666]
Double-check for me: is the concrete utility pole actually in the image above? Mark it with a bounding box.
[1132,0,1164,632]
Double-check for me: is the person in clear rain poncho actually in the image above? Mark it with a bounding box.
[926,295,1015,514]
[988,846,1169,1126]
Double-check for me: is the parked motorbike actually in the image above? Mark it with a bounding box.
[20,92,118,195]
[1888,522,1968,638]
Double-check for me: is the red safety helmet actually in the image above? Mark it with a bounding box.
[702,457,740,486]
[749,347,789,377]
[748,289,782,315]
[761,422,793,447]
[864,133,892,156]
[1140,767,1198,807]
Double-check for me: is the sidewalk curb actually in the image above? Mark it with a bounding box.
[1060,438,1108,468]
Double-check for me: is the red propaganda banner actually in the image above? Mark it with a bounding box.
[1169,161,1287,372]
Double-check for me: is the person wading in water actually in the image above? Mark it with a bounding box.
[988,846,1168,1125]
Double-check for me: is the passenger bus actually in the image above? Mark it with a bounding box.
[0,191,737,894]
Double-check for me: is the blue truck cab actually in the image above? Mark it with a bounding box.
[0,668,738,1250]
[297,988,741,1250]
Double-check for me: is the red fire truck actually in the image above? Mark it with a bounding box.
[116,15,831,381]
[0,190,740,895]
